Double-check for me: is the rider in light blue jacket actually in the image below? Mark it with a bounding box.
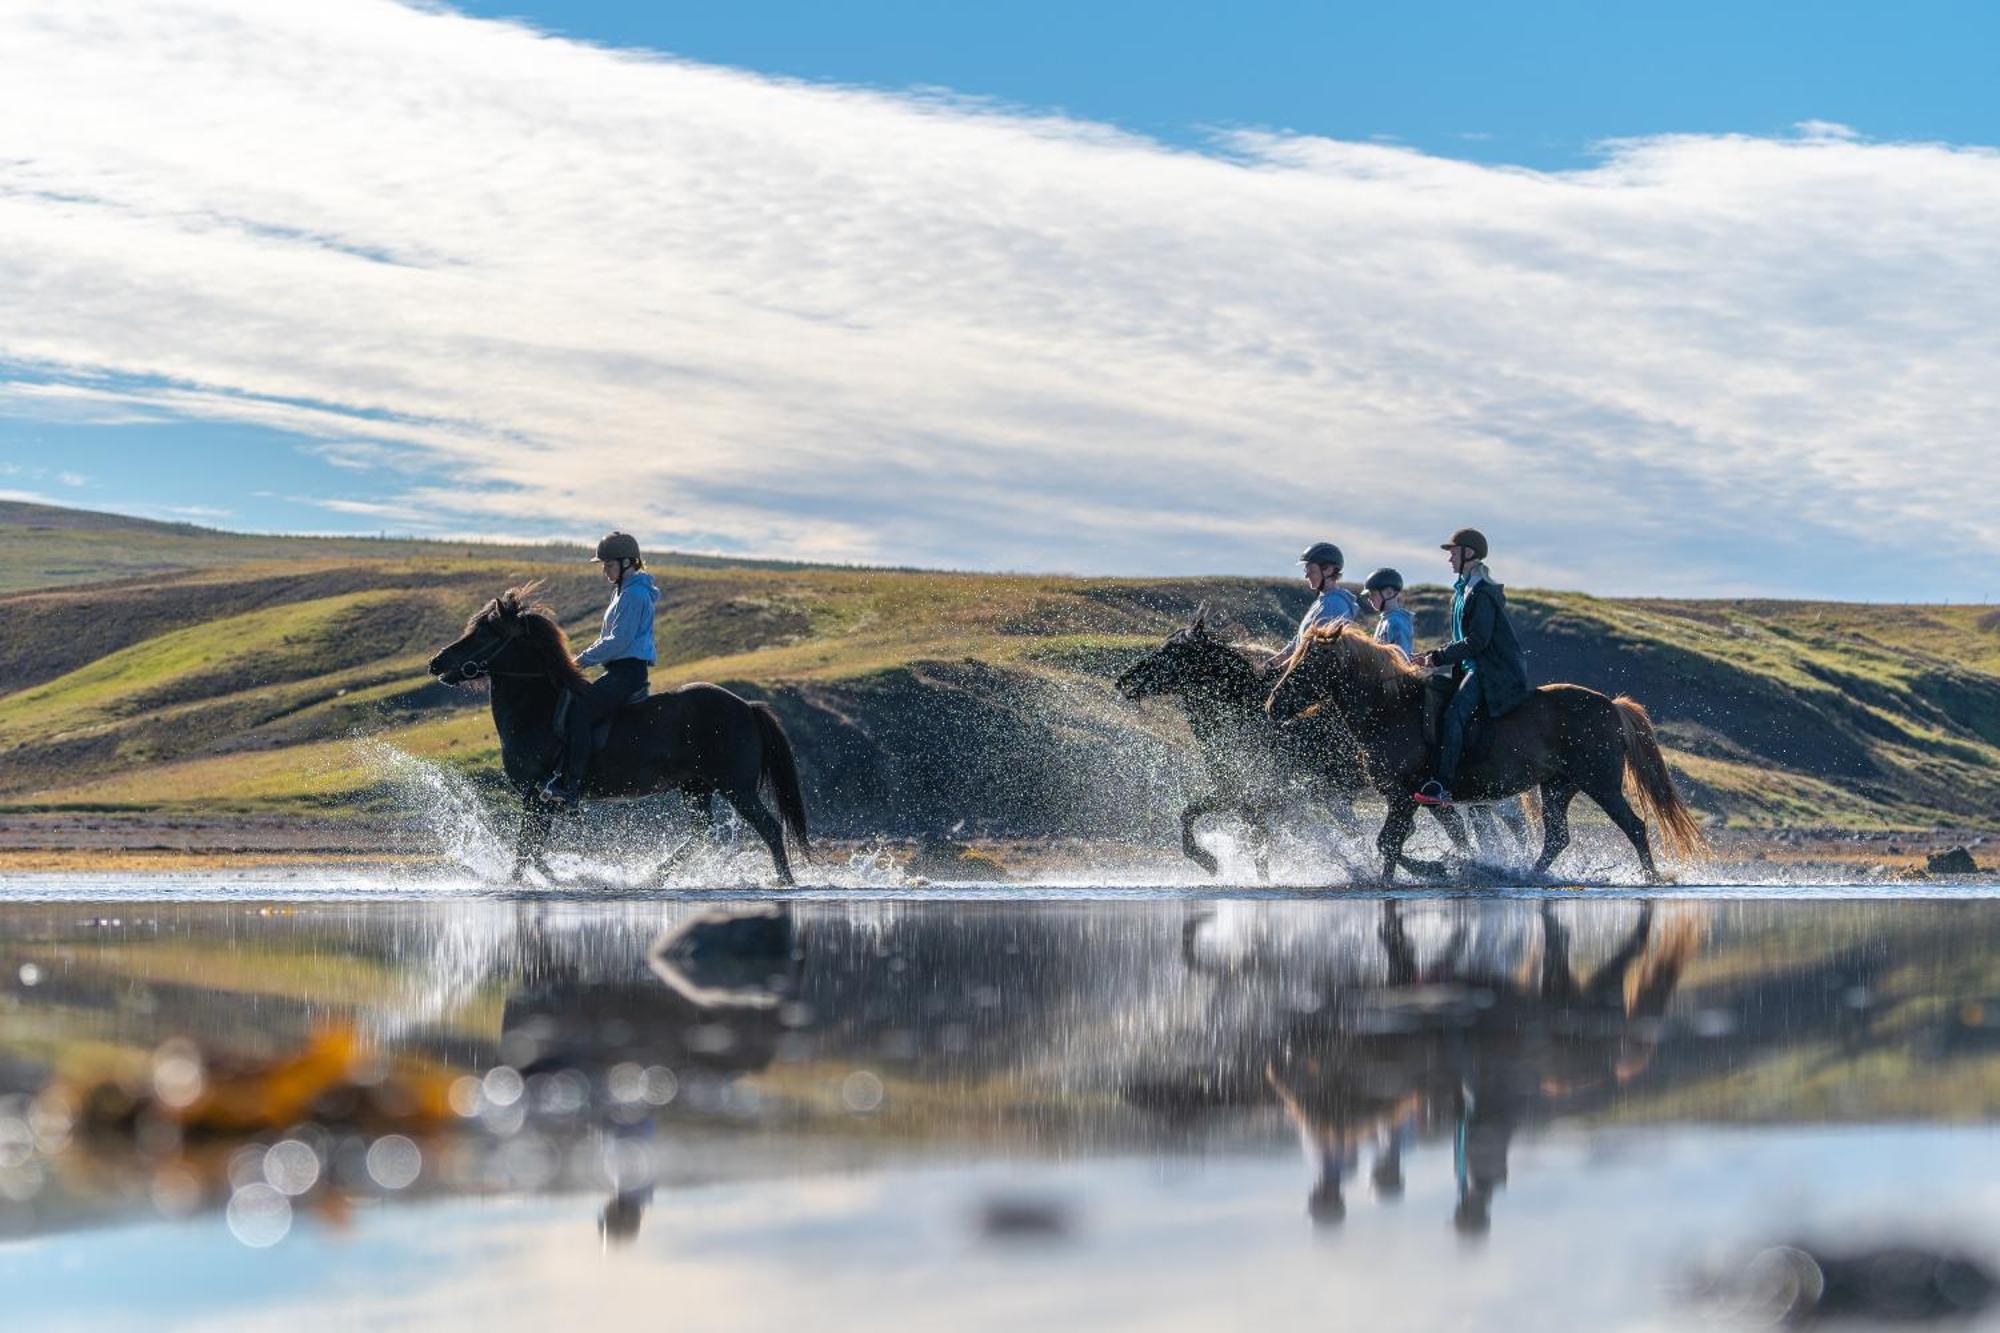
[1361,567,1414,660]
[542,531,658,804]
[1271,540,1358,668]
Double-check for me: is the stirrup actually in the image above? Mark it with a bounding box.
[1412,780,1454,807]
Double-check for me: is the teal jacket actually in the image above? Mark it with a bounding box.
[1433,573,1531,716]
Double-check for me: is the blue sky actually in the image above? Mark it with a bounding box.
[456,0,2000,168]
[2,0,1997,597]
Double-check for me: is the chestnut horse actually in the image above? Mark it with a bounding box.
[1267,623,1704,883]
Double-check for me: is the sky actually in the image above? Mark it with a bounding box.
[2,0,1998,598]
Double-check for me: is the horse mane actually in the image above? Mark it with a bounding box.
[1291,621,1424,710]
[1192,630,1268,679]
[479,581,591,694]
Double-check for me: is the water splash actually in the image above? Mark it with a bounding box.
[352,738,514,879]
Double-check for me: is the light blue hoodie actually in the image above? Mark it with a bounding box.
[1283,585,1359,658]
[575,571,658,667]
[1373,605,1415,660]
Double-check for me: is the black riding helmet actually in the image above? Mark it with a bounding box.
[1363,567,1404,593]
[592,531,643,565]
[1298,541,1344,570]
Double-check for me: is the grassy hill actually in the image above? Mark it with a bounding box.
[1,502,1996,838]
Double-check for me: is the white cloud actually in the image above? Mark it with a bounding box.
[1,0,1996,595]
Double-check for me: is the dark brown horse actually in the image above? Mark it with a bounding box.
[1266,623,1704,883]
[427,585,809,885]
[1115,608,1392,878]
[1116,608,1482,879]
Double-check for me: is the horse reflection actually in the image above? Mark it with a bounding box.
[1179,901,1700,1234]
[501,906,800,1244]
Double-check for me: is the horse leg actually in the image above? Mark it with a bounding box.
[723,782,795,887]
[1531,782,1577,877]
[648,788,715,885]
[512,792,555,883]
[1495,798,1533,860]
[1396,803,1460,879]
[1180,793,1223,876]
[1247,809,1273,883]
[1377,798,1420,883]
[1181,910,1220,974]
[1538,901,1578,1002]
[1586,784,1661,885]
[1583,902,1656,1005]
[1380,901,1416,984]
[1429,803,1474,858]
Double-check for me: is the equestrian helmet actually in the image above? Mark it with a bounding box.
[1298,541,1344,570]
[592,531,642,564]
[1439,528,1488,560]
[1363,567,1404,593]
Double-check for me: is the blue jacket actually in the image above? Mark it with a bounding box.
[1433,571,1530,716]
[1373,605,1415,659]
[576,571,658,667]
[1284,585,1359,657]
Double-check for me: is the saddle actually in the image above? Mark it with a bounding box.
[553,683,651,753]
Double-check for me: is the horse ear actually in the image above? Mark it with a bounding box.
[1189,601,1211,634]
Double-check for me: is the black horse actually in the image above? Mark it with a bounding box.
[427,584,810,885]
[1114,607,1465,878]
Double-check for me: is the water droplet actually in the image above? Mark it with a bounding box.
[482,1065,524,1107]
[263,1139,321,1197]
[226,1183,292,1247]
[366,1134,422,1190]
[841,1070,885,1113]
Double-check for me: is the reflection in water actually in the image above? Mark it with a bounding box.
[1244,901,1697,1236]
[4,894,2000,1325]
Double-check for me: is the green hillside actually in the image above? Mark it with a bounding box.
[1,503,1996,836]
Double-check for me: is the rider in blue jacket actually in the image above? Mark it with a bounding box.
[541,531,658,804]
[1270,540,1359,669]
[1361,568,1414,660]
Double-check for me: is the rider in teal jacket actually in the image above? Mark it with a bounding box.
[1413,528,1530,807]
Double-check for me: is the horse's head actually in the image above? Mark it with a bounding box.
[1265,621,1356,722]
[1115,604,1237,701]
[428,583,545,684]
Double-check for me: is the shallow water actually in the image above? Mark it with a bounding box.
[6,880,2000,1330]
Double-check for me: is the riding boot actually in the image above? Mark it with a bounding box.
[540,709,594,805]
[1416,672,1481,806]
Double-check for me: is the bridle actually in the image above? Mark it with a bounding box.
[452,618,544,681]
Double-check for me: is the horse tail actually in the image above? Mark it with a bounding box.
[1623,910,1705,1019]
[750,702,811,858]
[1613,909,1707,1082]
[1612,696,1707,862]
